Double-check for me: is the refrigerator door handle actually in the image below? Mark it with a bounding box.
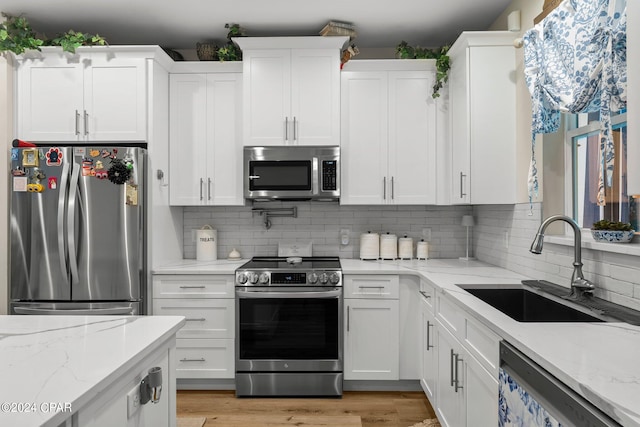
[67,162,81,284]
[57,160,71,278]
[14,306,135,315]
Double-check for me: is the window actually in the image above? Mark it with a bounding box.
[566,112,634,230]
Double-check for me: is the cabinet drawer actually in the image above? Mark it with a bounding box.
[344,275,399,299]
[176,338,234,379]
[153,299,234,339]
[437,293,465,339]
[419,279,435,312]
[153,275,234,298]
[464,315,500,376]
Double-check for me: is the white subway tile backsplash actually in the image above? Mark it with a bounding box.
[183,203,473,260]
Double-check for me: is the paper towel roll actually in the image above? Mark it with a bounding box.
[196,225,217,261]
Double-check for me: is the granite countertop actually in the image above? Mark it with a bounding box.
[151,257,640,426]
[0,315,185,427]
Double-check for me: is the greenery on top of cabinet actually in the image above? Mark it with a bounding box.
[396,41,450,98]
[0,12,107,54]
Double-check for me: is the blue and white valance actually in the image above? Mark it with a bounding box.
[523,0,627,206]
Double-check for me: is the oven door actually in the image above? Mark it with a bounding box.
[236,287,343,372]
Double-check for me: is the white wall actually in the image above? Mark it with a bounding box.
[0,55,12,315]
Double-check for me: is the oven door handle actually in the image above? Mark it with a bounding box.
[236,289,342,299]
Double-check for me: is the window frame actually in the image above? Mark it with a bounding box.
[563,112,628,233]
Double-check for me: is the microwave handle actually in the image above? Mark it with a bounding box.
[312,157,319,194]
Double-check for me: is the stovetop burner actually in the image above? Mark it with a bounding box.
[240,256,341,270]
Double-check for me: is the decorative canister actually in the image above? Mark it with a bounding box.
[416,239,429,260]
[398,235,413,260]
[359,232,380,260]
[379,232,398,260]
[196,225,217,261]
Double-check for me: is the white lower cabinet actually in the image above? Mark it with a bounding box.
[431,293,500,427]
[344,275,399,380]
[74,343,175,427]
[420,283,437,401]
[152,275,235,380]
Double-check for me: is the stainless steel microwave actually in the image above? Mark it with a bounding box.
[244,146,340,201]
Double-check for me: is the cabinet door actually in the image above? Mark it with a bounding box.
[84,58,147,141]
[435,323,464,427]
[462,345,499,427]
[449,47,471,204]
[290,49,340,145]
[17,57,84,141]
[169,74,208,205]
[421,296,437,401]
[340,71,388,205]
[468,46,516,204]
[344,298,399,380]
[242,49,291,145]
[206,73,244,205]
[388,71,437,204]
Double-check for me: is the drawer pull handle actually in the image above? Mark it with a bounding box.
[358,286,385,289]
[179,286,206,289]
[185,318,206,322]
[180,358,205,362]
[419,291,431,299]
[454,353,463,392]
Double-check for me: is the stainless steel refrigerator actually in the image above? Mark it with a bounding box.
[9,145,146,315]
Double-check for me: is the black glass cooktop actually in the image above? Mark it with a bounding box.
[238,257,341,270]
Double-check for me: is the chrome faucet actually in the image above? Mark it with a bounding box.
[530,215,595,299]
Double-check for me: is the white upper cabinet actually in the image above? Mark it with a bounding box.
[169,65,243,206]
[235,36,347,146]
[16,48,148,142]
[340,60,437,205]
[447,32,517,204]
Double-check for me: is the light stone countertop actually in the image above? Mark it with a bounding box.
[152,257,640,426]
[0,315,185,427]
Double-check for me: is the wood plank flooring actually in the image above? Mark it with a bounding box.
[177,390,438,427]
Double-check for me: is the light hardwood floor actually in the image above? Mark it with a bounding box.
[177,390,438,427]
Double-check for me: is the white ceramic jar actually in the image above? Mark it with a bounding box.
[359,232,380,260]
[379,233,398,260]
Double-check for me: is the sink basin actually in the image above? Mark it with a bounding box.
[458,281,640,325]
[459,285,604,322]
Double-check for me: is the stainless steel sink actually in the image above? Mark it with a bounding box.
[457,280,640,325]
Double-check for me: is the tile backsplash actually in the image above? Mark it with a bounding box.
[183,202,473,260]
[473,203,640,311]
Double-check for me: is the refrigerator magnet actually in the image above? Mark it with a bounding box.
[126,184,138,206]
[11,166,26,176]
[13,176,27,192]
[89,149,100,157]
[22,149,38,167]
[48,177,57,190]
[27,182,44,193]
[45,147,63,166]
[11,149,18,161]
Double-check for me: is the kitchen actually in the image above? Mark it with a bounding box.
[1,0,639,426]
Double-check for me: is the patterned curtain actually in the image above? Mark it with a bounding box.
[523,0,627,206]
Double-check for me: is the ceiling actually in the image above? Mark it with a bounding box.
[1,0,513,51]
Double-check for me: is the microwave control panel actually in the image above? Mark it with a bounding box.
[322,161,338,191]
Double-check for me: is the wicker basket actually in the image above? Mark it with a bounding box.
[196,42,218,61]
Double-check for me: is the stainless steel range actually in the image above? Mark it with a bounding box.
[235,256,343,397]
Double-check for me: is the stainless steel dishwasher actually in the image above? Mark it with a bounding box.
[499,341,622,427]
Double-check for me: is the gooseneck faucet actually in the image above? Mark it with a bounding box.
[530,215,595,299]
